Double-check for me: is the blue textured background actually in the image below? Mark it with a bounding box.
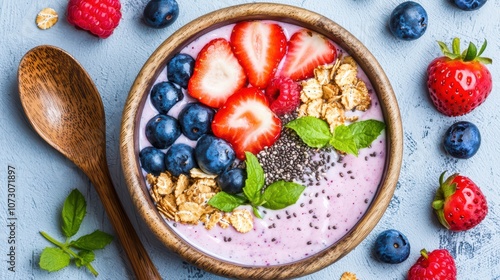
[1,0,499,279]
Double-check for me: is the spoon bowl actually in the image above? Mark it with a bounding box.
[18,45,161,280]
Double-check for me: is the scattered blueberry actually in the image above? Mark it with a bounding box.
[374,229,411,264]
[195,135,235,175]
[389,1,428,40]
[453,0,487,11]
[150,81,183,114]
[143,0,179,29]
[145,114,181,149]
[217,168,247,194]
[167,53,195,89]
[178,103,215,140]
[139,146,166,175]
[443,121,481,159]
[165,143,197,176]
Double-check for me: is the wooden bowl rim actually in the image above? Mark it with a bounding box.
[120,3,403,279]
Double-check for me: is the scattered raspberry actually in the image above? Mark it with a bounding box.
[408,249,457,280]
[265,77,301,115]
[67,0,122,39]
[36,8,58,30]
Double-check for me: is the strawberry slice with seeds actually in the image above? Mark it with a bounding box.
[187,38,247,108]
[279,29,337,81]
[212,87,282,159]
[231,21,287,89]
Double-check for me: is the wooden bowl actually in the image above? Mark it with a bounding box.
[121,3,402,279]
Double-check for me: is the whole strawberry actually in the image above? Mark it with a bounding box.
[67,0,122,38]
[408,249,457,280]
[427,37,492,116]
[432,172,488,231]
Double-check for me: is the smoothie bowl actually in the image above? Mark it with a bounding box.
[120,3,402,279]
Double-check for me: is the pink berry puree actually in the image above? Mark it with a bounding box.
[138,21,387,266]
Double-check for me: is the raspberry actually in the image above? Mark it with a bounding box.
[408,249,457,280]
[67,0,122,39]
[265,77,301,115]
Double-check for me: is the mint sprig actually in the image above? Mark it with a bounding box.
[208,152,306,218]
[39,189,113,276]
[285,116,385,156]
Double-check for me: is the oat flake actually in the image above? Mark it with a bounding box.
[36,8,58,30]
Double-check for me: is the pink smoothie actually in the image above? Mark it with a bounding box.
[138,21,387,266]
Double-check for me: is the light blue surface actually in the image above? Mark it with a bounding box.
[1,0,499,279]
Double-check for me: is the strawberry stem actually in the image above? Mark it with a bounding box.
[438,37,492,64]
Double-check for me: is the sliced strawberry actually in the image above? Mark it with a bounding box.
[279,29,337,81]
[187,38,247,108]
[231,21,287,89]
[212,87,282,159]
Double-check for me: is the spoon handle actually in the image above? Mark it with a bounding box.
[88,158,162,280]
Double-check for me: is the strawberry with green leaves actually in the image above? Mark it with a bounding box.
[427,37,492,116]
[432,172,488,231]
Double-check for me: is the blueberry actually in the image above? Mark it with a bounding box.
[453,0,487,11]
[167,53,195,89]
[374,229,411,264]
[143,0,179,29]
[139,146,166,175]
[165,143,197,176]
[443,121,481,159]
[150,81,183,114]
[217,168,247,194]
[389,1,428,40]
[178,103,215,140]
[195,135,235,175]
[145,114,181,149]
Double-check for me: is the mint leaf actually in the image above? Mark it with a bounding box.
[330,120,385,155]
[75,250,95,268]
[61,189,87,238]
[262,181,306,210]
[285,116,332,148]
[208,192,248,212]
[330,125,358,155]
[39,247,70,272]
[243,152,265,204]
[71,230,113,251]
[349,119,385,149]
[252,206,263,219]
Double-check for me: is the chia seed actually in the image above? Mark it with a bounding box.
[256,113,337,186]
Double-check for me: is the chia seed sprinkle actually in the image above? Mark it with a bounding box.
[256,113,337,186]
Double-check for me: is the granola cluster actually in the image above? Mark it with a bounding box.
[340,271,358,280]
[147,169,253,233]
[298,56,371,132]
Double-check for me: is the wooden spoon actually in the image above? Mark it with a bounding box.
[18,45,161,280]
